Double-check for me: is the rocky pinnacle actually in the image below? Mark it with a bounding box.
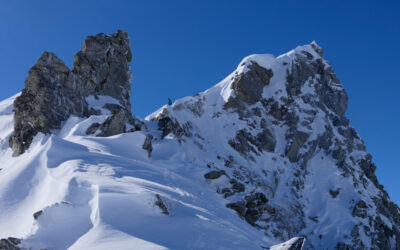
[9,30,133,156]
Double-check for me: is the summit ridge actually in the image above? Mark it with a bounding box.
[0,32,398,249]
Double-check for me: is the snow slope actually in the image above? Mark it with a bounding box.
[0,42,398,249]
[0,95,273,249]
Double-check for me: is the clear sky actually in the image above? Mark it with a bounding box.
[0,1,399,204]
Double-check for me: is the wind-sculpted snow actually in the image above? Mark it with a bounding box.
[148,42,400,249]
[0,96,269,249]
[0,37,399,249]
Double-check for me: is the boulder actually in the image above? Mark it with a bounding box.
[204,170,224,180]
[142,134,153,157]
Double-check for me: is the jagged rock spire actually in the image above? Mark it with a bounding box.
[9,52,88,156]
[72,30,133,110]
[10,30,134,156]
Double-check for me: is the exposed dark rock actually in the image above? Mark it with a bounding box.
[85,103,144,137]
[224,62,273,113]
[370,216,397,250]
[226,201,247,218]
[10,52,88,156]
[158,117,192,139]
[204,170,224,180]
[103,103,125,114]
[336,242,352,250]
[33,210,43,220]
[154,194,169,215]
[352,200,368,219]
[228,129,259,158]
[142,134,153,157]
[97,108,128,137]
[286,48,348,116]
[358,154,378,186]
[264,99,290,121]
[85,123,101,135]
[285,131,309,162]
[230,179,245,192]
[329,189,341,198]
[229,128,276,159]
[10,30,135,156]
[255,130,276,152]
[5,239,20,247]
[72,30,132,110]
[0,238,21,250]
[226,192,268,225]
[318,126,333,150]
[332,147,346,162]
[221,188,234,198]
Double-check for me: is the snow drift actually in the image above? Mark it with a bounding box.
[0,31,399,250]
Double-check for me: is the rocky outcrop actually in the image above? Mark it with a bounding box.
[0,237,21,250]
[10,30,136,156]
[204,170,225,179]
[154,194,169,215]
[228,128,276,160]
[9,52,88,156]
[72,30,132,110]
[226,192,268,225]
[183,43,400,248]
[142,134,153,157]
[224,62,273,116]
[157,117,192,139]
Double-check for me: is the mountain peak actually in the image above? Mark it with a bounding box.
[1,33,399,249]
[72,29,133,110]
[9,30,135,156]
[147,43,399,248]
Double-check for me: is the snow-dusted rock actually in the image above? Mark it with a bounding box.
[270,237,305,250]
[9,52,88,156]
[0,32,399,249]
[72,30,132,110]
[10,31,138,156]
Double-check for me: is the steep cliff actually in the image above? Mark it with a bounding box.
[9,30,140,156]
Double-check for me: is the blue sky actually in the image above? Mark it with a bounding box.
[0,1,399,204]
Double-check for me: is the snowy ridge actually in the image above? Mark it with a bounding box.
[0,41,399,249]
[0,95,268,249]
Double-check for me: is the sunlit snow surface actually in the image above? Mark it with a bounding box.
[0,94,272,249]
[0,44,381,249]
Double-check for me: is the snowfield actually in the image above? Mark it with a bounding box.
[0,94,274,249]
[0,42,398,249]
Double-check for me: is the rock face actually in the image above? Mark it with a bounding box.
[149,42,400,249]
[72,30,132,110]
[0,237,21,250]
[4,34,400,249]
[9,52,88,156]
[10,30,135,156]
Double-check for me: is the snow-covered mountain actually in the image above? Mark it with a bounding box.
[0,31,399,250]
